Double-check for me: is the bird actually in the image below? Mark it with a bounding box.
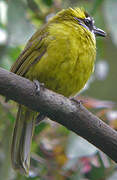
[10,7,106,175]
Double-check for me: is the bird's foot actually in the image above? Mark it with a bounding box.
[33,80,44,95]
[35,113,46,126]
[69,97,83,106]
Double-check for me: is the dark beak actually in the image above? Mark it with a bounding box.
[93,26,106,37]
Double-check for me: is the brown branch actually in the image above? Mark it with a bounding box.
[0,67,117,163]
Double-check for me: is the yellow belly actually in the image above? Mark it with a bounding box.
[26,24,96,97]
[27,48,95,97]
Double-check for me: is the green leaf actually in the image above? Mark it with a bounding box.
[88,165,105,180]
[87,152,110,180]
[35,122,48,135]
[66,132,98,158]
[43,0,53,6]
[8,113,15,123]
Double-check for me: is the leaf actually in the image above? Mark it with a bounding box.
[88,165,105,180]
[8,113,15,123]
[35,122,48,135]
[43,0,53,6]
[87,152,111,180]
[66,132,98,159]
[7,0,35,45]
[104,0,117,46]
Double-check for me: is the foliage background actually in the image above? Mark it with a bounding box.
[0,0,117,179]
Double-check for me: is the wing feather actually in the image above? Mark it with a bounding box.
[11,24,48,77]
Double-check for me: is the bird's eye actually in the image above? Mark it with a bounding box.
[84,18,92,26]
[84,17,94,30]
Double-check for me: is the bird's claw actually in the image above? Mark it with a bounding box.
[33,80,44,95]
[69,97,83,106]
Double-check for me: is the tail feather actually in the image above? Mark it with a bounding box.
[11,105,35,175]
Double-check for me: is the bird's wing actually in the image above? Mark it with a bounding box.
[11,24,49,77]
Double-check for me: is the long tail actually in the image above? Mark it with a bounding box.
[11,105,36,175]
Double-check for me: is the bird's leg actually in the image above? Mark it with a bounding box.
[33,80,44,94]
[35,113,46,126]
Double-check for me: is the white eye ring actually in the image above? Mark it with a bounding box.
[85,17,91,24]
[85,17,95,25]
[85,17,91,21]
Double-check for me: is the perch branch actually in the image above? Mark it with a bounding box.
[0,67,117,162]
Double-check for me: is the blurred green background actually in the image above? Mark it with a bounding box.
[0,0,117,179]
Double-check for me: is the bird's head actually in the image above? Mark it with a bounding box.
[53,7,106,37]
